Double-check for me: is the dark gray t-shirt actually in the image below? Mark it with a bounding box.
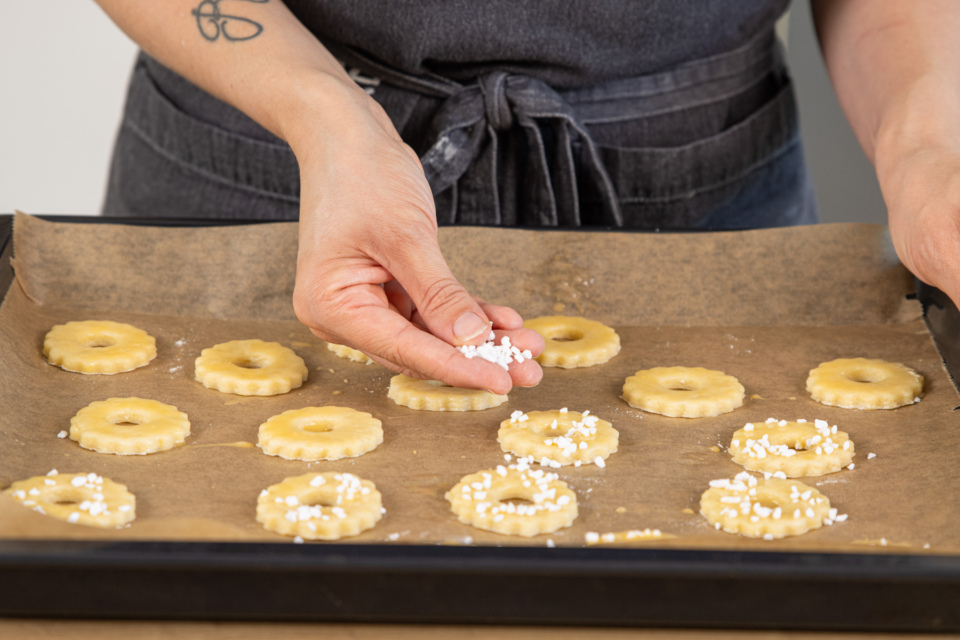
[284,0,790,89]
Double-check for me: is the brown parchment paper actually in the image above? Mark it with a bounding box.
[1,212,957,554]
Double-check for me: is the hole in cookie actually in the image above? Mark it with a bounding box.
[300,420,335,433]
[531,422,571,436]
[757,497,782,511]
[425,380,453,388]
[302,495,337,508]
[47,488,86,505]
[663,378,700,392]
[86,336,116,349]
[549,330,584,343]
[500,497,534,507]
[108,413,144,427]
[233,357,267,369]
[845,368,885,384]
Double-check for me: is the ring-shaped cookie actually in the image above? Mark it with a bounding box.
[806,358,923,409]
[43,320,156,375]
[622,366,744,418]
[387,375,507,411]
[195,339,308,396]
[523,316,620,368]
[3,472,136,528]
[700,472,832,539]
[70,397,191,455]
[445,468,578,537]
[258,406,383,461]
[729,418,854,477]
[256,472,383,540]
[498,410,618,466]
[327,343,374,364]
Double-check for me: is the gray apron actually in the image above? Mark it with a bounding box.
[103,30,816,229]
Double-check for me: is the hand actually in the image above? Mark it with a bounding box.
[290,79,544,394]
[882,144,960,310]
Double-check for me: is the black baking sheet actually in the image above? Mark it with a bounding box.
[0,215,958,631]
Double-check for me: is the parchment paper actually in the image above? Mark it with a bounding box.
[2,212,956,554]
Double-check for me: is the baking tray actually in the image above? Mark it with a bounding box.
[1,214,958,631]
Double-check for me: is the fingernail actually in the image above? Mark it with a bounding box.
[453,312,489,344]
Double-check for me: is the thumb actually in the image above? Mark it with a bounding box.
[381,237,492,348]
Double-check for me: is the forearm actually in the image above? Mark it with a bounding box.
[811,0,960,170]
[95,1,542,391]
[812,0,960,304]
[93,0,366,151]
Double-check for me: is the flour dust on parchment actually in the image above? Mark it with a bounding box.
[527,243,596,315]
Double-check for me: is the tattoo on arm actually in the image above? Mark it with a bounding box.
[192,0,268,42]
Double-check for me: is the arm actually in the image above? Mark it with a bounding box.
[812,0,960,308]
[93,0,543,392]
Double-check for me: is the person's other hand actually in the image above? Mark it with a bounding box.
[290,79,543,394]
[883,144,960,311]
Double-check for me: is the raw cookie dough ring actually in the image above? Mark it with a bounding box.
[523,316,621,368]
[195,339,308,396]
[729,418,855,477]
[622,366,744,418]
[43,320,156,374]
[806,358,923,410]
[498,410,619,466]
[327,343,374,364]
[3,472,136,528]
[70,397,191,455]
[445,468,578,537]
[256,472,383,540]
[700,472,832,539]
[258,406,383,461]
[387,375,507,411]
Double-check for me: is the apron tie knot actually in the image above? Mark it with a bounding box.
[324,42,624,226]
[479,71,513,132]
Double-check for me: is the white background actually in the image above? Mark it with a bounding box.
[0,2,886,224]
